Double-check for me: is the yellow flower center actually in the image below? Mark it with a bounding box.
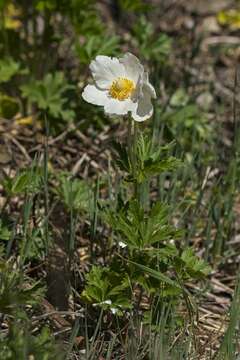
[109,77,135,101]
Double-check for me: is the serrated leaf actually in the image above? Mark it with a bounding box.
[138,157,181,183]
[0,58,20,83]
[21,72,75,121]
[2,167,42,196]
[55,174,93,213]
[180,248,211,278]
[104,199,179,250]
[112,141,131,173]
[76,34,120,65]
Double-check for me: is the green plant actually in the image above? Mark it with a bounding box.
[0,57,21,83]
[0,316,61,360]
[0,92,19,118]
[0,258,44,314]
[55,173,93,213]
[119,0,151,12]
[2,167,42,196]
[21,72,75,122]
[82,266,131,315]
[132,16,172,63]
[0,219,11,241]
[76,34,120,66]
[82,128,210,320]
[162,89,215,162]
[113,133,180,184]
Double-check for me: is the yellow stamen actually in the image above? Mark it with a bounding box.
[109,77,135,101]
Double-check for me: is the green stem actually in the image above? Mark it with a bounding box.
[127,117,138,198]
[127,117,132,159]
[138,179,149,210]
[127,118,149,208]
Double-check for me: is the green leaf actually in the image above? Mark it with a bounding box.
[82,266,110,303]
[55,173,93,213]
[119,0,151,11]
[2,167,42,196]
[104,199,179,250]
[136,134,180,183]
[112,141,131,173]
[170,88,189,107]
[113,135,180,183]
[0,93,19,119]
[180,248,211,278]
[82,266,131,314]
[21,72,75,122]
[75,34,120,65]
[132,16,171,62]
[0,319,61,360]
[35,0,56,11]
[0,260,44,314]
[0,219,11,241]
[138,157,181,183]
[129,260,180,289]
[0,58,20,83]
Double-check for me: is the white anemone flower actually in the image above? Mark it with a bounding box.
[119,241,127,248]
[82,53,156,122]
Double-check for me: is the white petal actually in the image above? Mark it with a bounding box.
[131,90,153,122]
[120,52,144,83]
[82,85,108,106]
[143,72,156,99]
[111,307,118,314]
[145,82,156,99]
[104,97,135,116]
[131,72,145,103]
[90,56,125,89]
[102,300,112,305]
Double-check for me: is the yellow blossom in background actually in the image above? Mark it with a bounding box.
[4,3,22,30]
[217,9,240,30]
[15,115,34,126]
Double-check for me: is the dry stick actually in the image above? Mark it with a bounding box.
[29,123,78,153]
[6,134,31,162]
[72,153,88,175]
